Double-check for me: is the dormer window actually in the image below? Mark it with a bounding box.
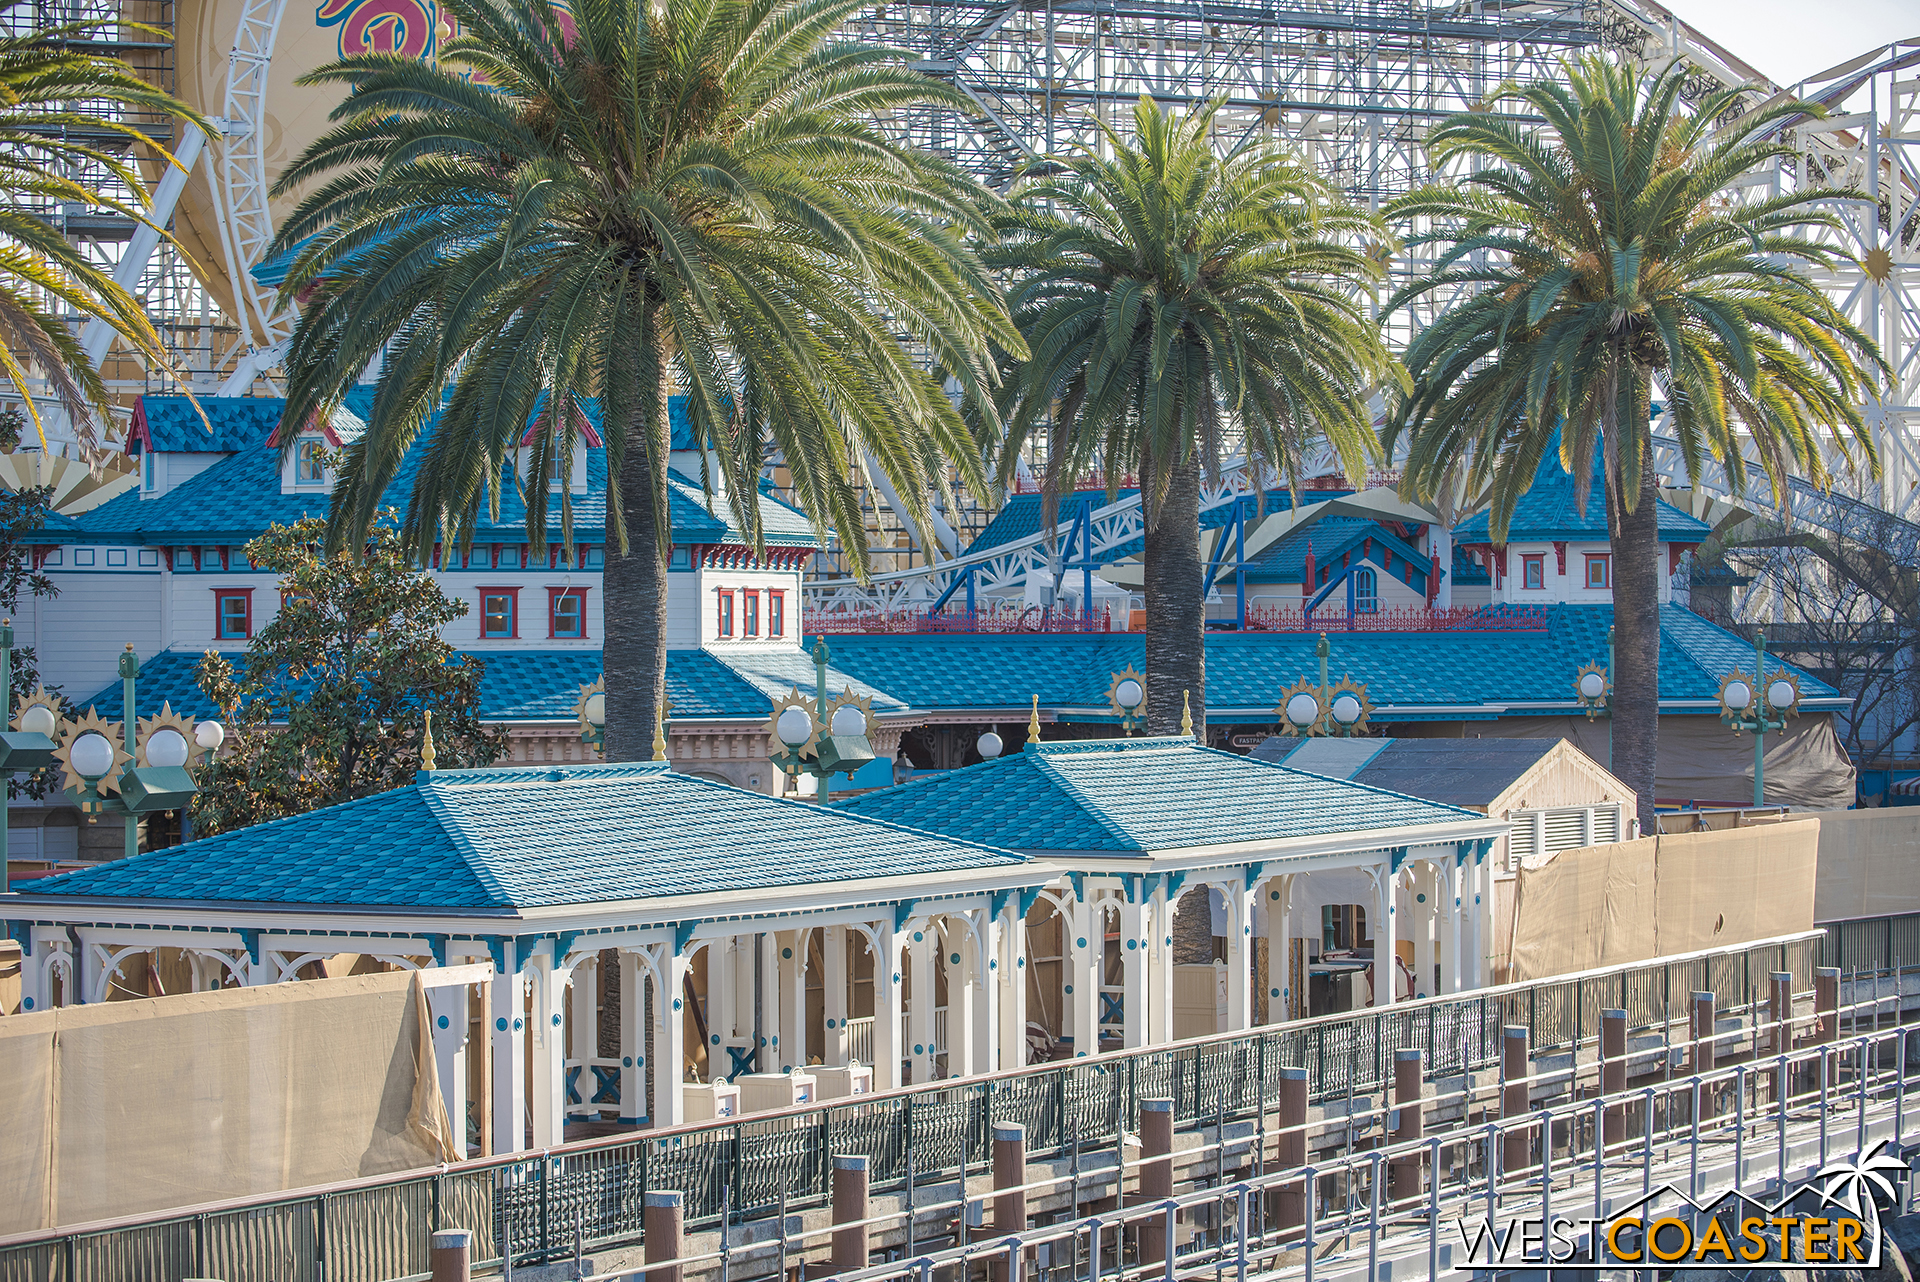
[295,439,326,486]
[1585,554,1611,589]
[141,452,155,492]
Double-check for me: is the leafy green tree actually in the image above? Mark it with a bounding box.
[987,96,1397,735]
[264,0,1022,761]
[1382,57,1888,825]
[190,517,504,836]
[0,27,205,455]
[0,469,61,799]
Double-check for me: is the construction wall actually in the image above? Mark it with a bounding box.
[1507,820,1819,980]
[0,970,457,1234]
[1806,807,1920,923]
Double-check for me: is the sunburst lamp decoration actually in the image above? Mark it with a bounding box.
[1718,630,1801,808]
[766,638,877,803]
[1107,666,1146,735]
[1274,633,1374,738]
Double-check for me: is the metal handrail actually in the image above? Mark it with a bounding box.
[0,926,1845,1279]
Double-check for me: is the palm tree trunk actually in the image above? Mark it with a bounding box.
[1608,440,1663,832]
[1144,450,1206,738]
[602,328,672,763]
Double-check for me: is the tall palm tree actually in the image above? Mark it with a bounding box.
[988,96,1398,736]
[0,27,206,455]
[267,0,1022,760]
[1382,56,1888,826]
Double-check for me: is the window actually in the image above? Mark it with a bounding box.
[669,546,691,570]
[172,549,194,571]
[204,546,224,570]
[1585,554,1611,589]
[137,550,159,567]
[496,545,522,570]
[73,548,95,567]
[1351,566,1378,614]
[41,549,60,566]
[1522,554,1545,590]
[743,590,759,636]
[480,589,518,639]
[549,588,587,639]
[294,438,326,485]
[717,590,734,637]
[106,549,126,567]
[215,589,253,639]
[768,590,784,638]
[584,547,605,570]
[141,452,155,492]
[231,552,251,571]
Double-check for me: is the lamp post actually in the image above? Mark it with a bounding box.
[1717,629,1800,808]
[0,618,59,864]
[1275,633,1374,738]
[1573,626,1615,771]
[767,638,877,803]
[1107,667,1146,735]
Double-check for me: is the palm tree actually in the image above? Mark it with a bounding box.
[987,96,1398,736]
[267,0,1022,760]
[1382,56,1888,827]
[0,26,206,455]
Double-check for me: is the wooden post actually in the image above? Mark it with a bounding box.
[1691,990,1716,1073]
[1273,1066,1307,1236]
[831,1154,870,1274]
[644,1190,685,1282]
[1139,1098,1174,1267]
[1769,972,1794,1055]
[1816,967,1841,1045]
[992,1122,1028,1282]
[1388,1048,1423,1205]
[429,1228,472,1282]
[1501,1026,1530,1175]
[1600,1008,1627,1147]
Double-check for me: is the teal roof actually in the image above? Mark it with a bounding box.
[1453,442,1712,544]
[964,489,1331,559]
[834,736,1482,853]
[81,648,777,722]
[19,762,1030,911]
[1243,517,1433,587]
[809,604,1843,720]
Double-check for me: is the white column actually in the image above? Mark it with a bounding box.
[1442,859,1464,995]
[428,980,470,1153]
[1431,523,1453,608]
[1068,895,1100,1057]
[569,956,598,1117]
[1265,876,1293,1024]
[907,921,937,1082]
[1149,889,1174,1045]
[1226,880,1254,1030]
[757,931,779,1073]
[1412,865,1437,1001]
[492,944,527,1154]
[1466,849,1487,989]
[529,950,567,1147]
[710,935,736,1058]
[943,921,973,1077]
[779,929,808,1073]
[620,950,648,1123]
[652,946,691,1126]
[1372,861,1398,1007]
[873,922,904,1090]
[972,908,999,1076]
[17,935,45,1013]
[1121,895,1148,1049]
[823,925,849,1066]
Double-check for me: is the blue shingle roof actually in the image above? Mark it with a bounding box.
[19,762,1031,910]
[835,736,1482,853]
[1452,441,1712,544]
[81,647,779,722]
[1242,517,1433,587]
[809,604,1842,720]
[129,397,287,454]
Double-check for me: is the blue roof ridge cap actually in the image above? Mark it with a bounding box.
[1024,747,1149,852]
[413,774,517,906]
[1200,742,1487,821]
[660,769,1037,866]
[423,761,672,788]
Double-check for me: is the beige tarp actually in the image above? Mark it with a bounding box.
[1507,819,1819,980]
[1478,714,1855,811]
[0,969,457,1234]
[1805,807,1920,923]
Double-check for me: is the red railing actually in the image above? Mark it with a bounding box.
[1008,474,1139,495]
[1238,604,1548,633]
[805,605,1114,635]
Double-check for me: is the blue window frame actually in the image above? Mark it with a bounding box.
[1352,566,1379,614]
[216,590,252,639]
[481,590,518,638]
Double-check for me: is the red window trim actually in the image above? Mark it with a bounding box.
[479,585,521,639]
[1584,553,1611,589]
[547,586,590,639]
[213,586,254,640]
[1521,553,1546,590]
[717,588,734,638]
[767,589,786,637]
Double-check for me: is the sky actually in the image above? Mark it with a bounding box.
[1659,0,1915,89]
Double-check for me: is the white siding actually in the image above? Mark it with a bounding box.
[25,572,165,701]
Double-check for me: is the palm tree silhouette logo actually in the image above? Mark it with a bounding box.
[1814,1141,1907,1220]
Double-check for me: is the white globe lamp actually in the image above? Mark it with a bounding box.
[19,703,55,737]
[1767,680,1796,711]
[195,720,226,752]
[830,704,867,737]
[1114,678,1143,711]
[977,730,1003,759]
[1331,694,1363,726]
[144,727,190,769]
[776,706,814,746]
[70,732,114,780]
[1722,680,1752,712]
[1578,671,1607,701]
[1285,692,1320,728]
[583,692,606,727]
